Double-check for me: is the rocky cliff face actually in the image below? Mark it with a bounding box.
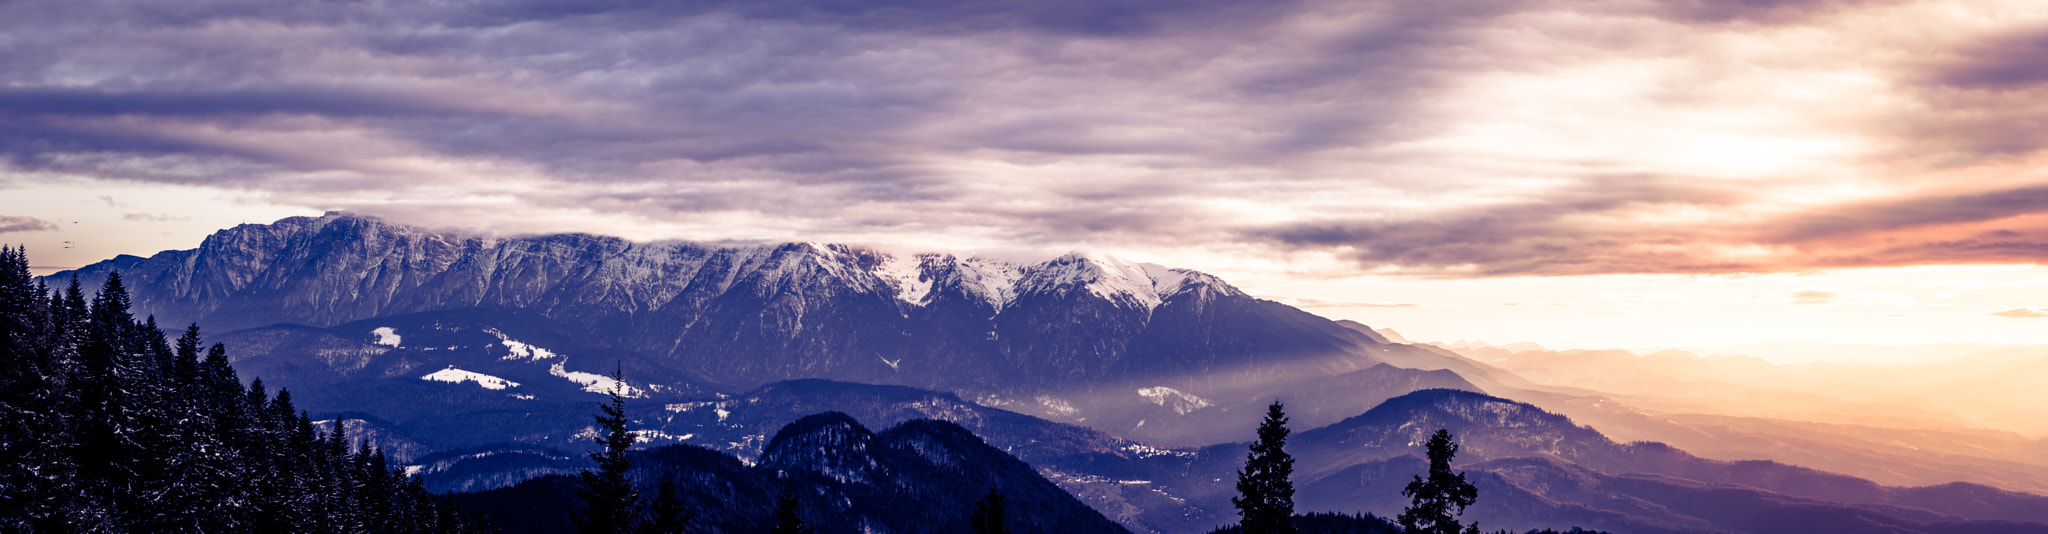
[53,212,1396,397]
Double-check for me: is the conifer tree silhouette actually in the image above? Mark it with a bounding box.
[1233,401,1297,534]
[771,480,814,534]
[1400,429,1480,534]
[970,489,1009,534]
[578,366,640,534]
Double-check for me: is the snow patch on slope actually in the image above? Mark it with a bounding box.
[1036,395,1079,417]
[1136,386,1212,415]
[486,328,558,361]
[421,367,519,390]
[876,253,933,306]
[371,327,401,348]
[1140,264,1191,297]
[1122,443,1198,459]
[956,258,1023,310]
[1076,252,1166,309]
[634,429,693,443]
[550,362,644,398]
[1011,252,1220,312]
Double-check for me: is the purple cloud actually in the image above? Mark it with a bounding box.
[4,0,2047,277]
[0,216,58,234]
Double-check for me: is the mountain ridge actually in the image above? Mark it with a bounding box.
[50,211,1479,447]
[47,212,1318,390]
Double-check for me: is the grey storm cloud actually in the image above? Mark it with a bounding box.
[5,0,2047,276]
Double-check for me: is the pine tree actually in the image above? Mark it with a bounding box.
[577,368,640,534]
[0,246,70,531]
[770,480,813,534]
[1234,401,1298,534]
[1399,429,1480,534]
[0,253,486,534]
[324,417,366,534]
[969,489,1009,534]
[641,479,689,534]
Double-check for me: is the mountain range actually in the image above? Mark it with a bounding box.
[43,212,2048,534]
[52,211,1479,446]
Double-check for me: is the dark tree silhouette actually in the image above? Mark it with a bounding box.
[771,480,813,534]
[970,488,1009,534]
[641,479,689,534]
[0,250,486,533]
[578,367,640,534]
[1234,401,1298,534]
[1400,429,1480,534]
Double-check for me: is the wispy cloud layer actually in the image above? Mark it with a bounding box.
[0,216,57,234]
[4,0,2047,276]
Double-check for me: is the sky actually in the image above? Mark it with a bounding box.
[4,0,2048,356]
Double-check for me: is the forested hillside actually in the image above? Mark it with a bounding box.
[0,247,486,533]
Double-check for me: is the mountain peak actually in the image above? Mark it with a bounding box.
[1010,251,1240,311]
[1325,388,1574,432]
[1299,388,1616,463]
[759,412,882,484]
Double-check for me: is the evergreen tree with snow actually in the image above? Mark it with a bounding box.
[0,250,491,534]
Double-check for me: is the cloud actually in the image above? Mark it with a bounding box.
[1652,0,1894,24]
[0,216,58,234]
[122,213,190,222]
[1767,186,2048,243]
[1992,308,2048,318]
[1250,175,1758,275]
[1791,290,1839,304]
[1265,295,1418,308]
[1930,26,2048,90]
[5,0,2048,277]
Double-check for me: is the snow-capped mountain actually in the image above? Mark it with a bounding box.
[53,212,1470,445]
[60,212,1228,333]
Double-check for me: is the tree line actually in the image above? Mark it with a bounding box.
[0,247,488,533]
